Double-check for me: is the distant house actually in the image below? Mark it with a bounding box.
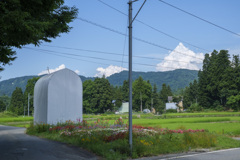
[118,102,129,113]
[166,103,177,110]
[166,101,184,112]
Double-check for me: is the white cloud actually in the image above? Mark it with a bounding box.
[95,65,127,77]
[156,43,204,71]
[74,70,80,75]
[38,64,66,76]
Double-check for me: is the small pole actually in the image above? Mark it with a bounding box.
[151,98,153,109]
[28,93,30,117]
[140,92,142,112]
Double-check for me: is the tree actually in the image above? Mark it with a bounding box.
[111,85,123,110]
[0,0,78,70]
[0,100,6,112]
[227,94,240,111]
[9,87,24,115]
[183,80,199,108]
[0,95,11,110]
[24,77,40,115]
[159,83,172,103]
[83,80,97,113]
[132,76,152,111]
[91,77,113,113]
[198,50,231,109]
[122,80,129,102]
[152,84,164,113]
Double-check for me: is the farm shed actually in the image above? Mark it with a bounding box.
[118,102,129,113]
[34,68,82,125]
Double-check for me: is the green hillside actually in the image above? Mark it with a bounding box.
[107,69,198,91]
[0,76,36,96]
[0,69,198,96]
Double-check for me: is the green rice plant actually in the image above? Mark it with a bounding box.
[0,111,18,117]
[0,116,33,122]
[183,132,216,148]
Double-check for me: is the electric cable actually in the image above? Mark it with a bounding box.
[77,17,204,60]
[42,45,203,64]
[97,0,210,52]
[158,0,240,37]
[23,47,194,70]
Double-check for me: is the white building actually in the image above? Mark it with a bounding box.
[166,103,177,110]
[118,102,129,113]
[34,68,82,125]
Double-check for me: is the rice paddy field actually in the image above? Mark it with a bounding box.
[1,111,240,136]
[0,112,33,127]
[84,112,240,136]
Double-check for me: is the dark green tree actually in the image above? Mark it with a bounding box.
[0,100,6,112]
[159,83,172,103]
[24,77,40,115]
[227,94,240,111]
[198,50,231,109]
[122,80,129,102]
[152,84,164,113]
[0,95,11,109]
[132,76,152,111]
[91,77,113,113]
[111,85,123,110]
[0,0,78,70]
[83,80,97,113]
[9,87,24,115]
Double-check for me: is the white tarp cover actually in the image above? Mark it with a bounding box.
[166,103,177,110]
[34,68,82,125]
[118,102,129,113]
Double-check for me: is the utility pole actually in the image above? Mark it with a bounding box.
[28,93,33,117]
[28,93,30,116]
[128,0,146,155]
[140,92,142,112]
[128,0,133,154]
[151,98,153,109]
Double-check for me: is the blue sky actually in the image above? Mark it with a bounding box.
[1,0,239,81]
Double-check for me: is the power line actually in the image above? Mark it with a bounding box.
[158,0,240,37]
[77,17,204,60]
[23,47,194,70]
[25,48,111,66]
[24,47,124,63]
[97,0,210,52]
[42,44,203,64]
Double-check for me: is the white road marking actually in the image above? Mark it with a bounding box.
[159,148,240,160]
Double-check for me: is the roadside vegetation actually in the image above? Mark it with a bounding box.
[1,111,240,159]
[24,112,240,159]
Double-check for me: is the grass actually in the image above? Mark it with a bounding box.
[0,111,33,127]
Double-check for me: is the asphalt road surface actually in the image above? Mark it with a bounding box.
[136,148,240,160]
[0,125,99,160]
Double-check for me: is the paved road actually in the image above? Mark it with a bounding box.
[0,125,99,160]
[136,148,240,160]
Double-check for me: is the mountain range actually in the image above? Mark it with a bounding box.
[0,69,198,97]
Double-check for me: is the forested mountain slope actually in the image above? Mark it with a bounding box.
[0,69,198,96]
